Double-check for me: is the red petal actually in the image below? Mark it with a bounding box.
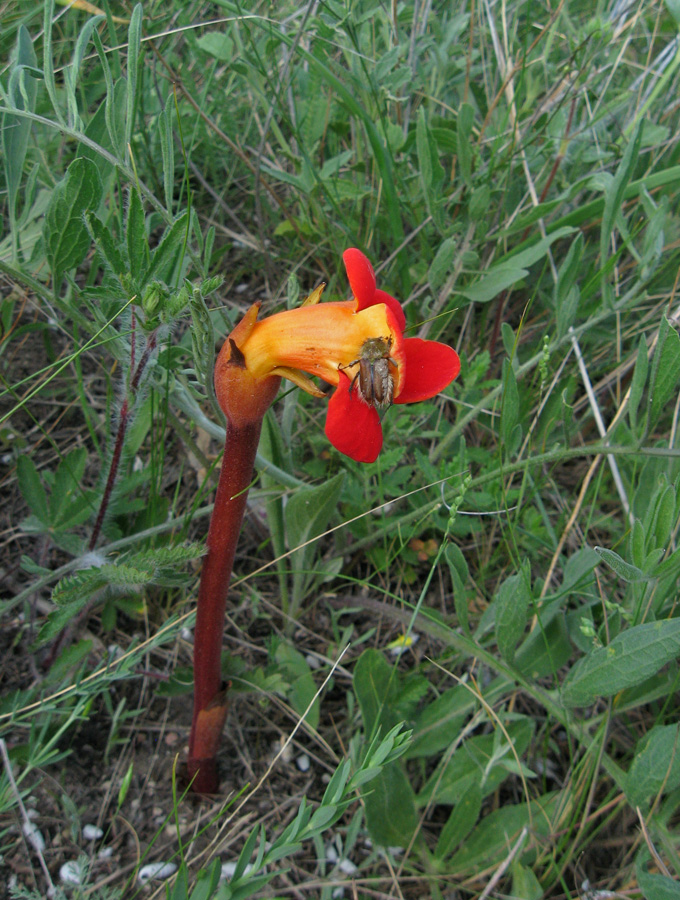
[373,289,406,332]
[325,372,383,463]
[395,338,460,404]
[343,248,376,310]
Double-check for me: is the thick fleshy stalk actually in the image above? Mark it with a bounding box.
[188,307,281,793]
[187,419,263,792]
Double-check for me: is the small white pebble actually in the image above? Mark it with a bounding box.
[1,453,12,464]
[325,844,339,864]
[98,846,114,860]
[296,754,311,772]
[221,861,253,880]
[339,858,357,875]
[138,862,177,883]
[83,824,103,840]
[387,846,404,856]
[235,282,248,293]
[133,455,144,472]
[59,861,84,885]
[26,808,39,820]
[332,888,345,899]
[23,821,45,852]
[305,654,321,669]
[180,627,193,641]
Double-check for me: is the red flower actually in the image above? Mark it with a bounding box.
[214,248,460,463]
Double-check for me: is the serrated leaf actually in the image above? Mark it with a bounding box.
[562,618,680,707]
[44,157,103,290]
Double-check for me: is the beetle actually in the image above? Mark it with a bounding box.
[344,336,397,409]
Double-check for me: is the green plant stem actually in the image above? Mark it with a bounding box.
[187,419,263,793]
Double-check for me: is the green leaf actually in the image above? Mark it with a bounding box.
[146,211,190,285]
[85,210,128,281]
[648,315,680,427]
[595,546,652,583]
[273,643,319,730]
[126,187,149,287]
[285,473,344,607]
[44,157,103,291]
[665,0,680,25]
[626,725,680,806]
[457,102,474,187]
[125,4,143,148]
[637,849,680,900]
[417,107,445,228]
[601,120,644,288]
[460,265,527,304]
[500,359,520,457]
[187,860,222,900]
[447,792,559,873]
[562,618,680,707]
[445,542,470,634]
[511,862,544,900]
[362,760,419,847]
[435,783,482,859]
[160,98,175,213]
[2,26,38,238]
[629,334,649,434]
[406,685,467,758]
[516,615,573,679]
[353,649,402,738]
[419,718,535,805]
[17,456,49,524]
[495,569,530,663]
[197,31,234,62]
[469,183,490,222]
[429,236,457,294]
